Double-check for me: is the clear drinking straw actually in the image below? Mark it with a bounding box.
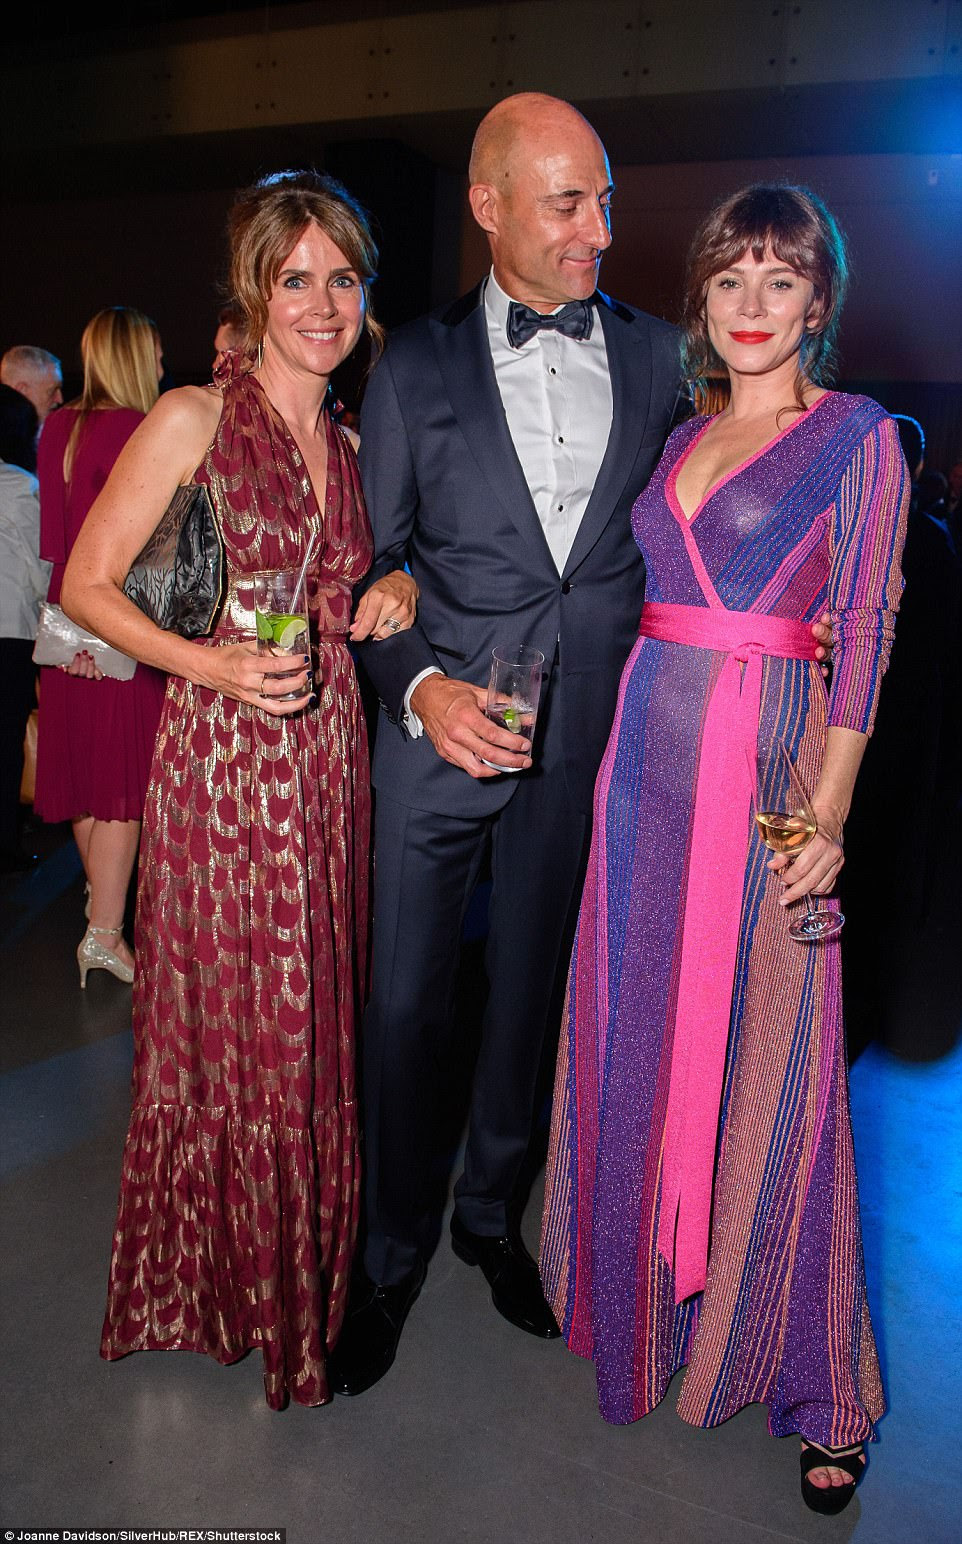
[293,528,319,600]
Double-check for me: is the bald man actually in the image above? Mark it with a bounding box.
[340,97,834,1399]
[0,346,62,424]
[331,93,681,1396]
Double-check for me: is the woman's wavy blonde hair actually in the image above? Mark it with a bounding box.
[227,169,385,361]
[65,306,160,479]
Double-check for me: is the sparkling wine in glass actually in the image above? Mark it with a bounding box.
[752,740,844,942]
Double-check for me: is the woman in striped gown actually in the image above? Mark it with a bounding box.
[540,184,908,1514]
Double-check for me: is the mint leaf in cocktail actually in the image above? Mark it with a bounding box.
[255,609,274,642]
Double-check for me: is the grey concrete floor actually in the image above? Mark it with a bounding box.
[1,838,960,1544]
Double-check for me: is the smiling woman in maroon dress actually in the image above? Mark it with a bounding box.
[61,172,417,1408]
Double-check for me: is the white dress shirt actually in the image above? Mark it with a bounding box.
[0,461,50,640]
[402,270,613,735]
[483,269,612,574]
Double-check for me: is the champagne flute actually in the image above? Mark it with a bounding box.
[752,739,844,942]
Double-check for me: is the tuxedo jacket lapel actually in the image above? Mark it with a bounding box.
[432,287,557,572]
[562,292,655,579]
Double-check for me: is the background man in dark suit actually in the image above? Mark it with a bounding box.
[333,93,829,1397]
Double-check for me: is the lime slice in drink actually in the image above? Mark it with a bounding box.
[502,707,518,729]
[255,608,274,642]
[273,616,306,651]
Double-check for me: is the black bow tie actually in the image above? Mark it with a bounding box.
[506,298,595,350]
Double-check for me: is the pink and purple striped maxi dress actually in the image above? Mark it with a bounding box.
[540,391,908,1445]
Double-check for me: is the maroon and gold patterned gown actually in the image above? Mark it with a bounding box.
[101,367,372,1408]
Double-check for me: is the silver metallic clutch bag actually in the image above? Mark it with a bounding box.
[32,602,137,681]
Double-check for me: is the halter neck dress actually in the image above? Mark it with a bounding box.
[101,363,373,1408]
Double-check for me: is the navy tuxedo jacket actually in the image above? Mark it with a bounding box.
[356,283,681,817]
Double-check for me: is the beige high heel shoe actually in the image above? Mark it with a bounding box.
[77,925,134,988]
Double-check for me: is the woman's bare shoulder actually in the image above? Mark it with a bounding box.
[150,383,223,435]
[98,385,225,490]
[130,385,224,476]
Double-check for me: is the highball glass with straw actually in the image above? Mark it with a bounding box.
[253,569,311,701]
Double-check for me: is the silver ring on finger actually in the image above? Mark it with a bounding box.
[385,615,402,633]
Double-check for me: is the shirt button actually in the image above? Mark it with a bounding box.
[549,366,557,375]
[557,504,564,512]
[558,435,565,444]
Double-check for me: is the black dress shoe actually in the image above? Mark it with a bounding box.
[450,1213,560,1339]
[328,1261,426,1396]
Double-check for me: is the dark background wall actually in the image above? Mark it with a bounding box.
[3,0,961,465]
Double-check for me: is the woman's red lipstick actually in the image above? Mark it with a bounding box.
[730,331,774,343]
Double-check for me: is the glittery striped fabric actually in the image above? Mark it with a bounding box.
[101,369,372,1408]
[540,392,907,1442]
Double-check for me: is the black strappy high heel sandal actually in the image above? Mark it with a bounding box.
[800,1442,866,1514]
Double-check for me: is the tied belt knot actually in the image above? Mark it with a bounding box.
[734,640,764,663]
[637,602,819,1304]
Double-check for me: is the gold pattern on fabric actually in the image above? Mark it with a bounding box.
[101,368,373,1408]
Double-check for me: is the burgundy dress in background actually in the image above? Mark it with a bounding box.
[34,407,166,823]
[101,367,372,1409]
[541,394,907,1445]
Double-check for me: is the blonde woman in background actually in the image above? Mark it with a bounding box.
[34,307,167,985]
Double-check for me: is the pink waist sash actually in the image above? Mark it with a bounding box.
[637,601,818,1303]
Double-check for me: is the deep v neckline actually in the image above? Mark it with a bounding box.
[248,373,331,531]
[668,391,833,525]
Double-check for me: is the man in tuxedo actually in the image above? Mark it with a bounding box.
[333,93,822,1396]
